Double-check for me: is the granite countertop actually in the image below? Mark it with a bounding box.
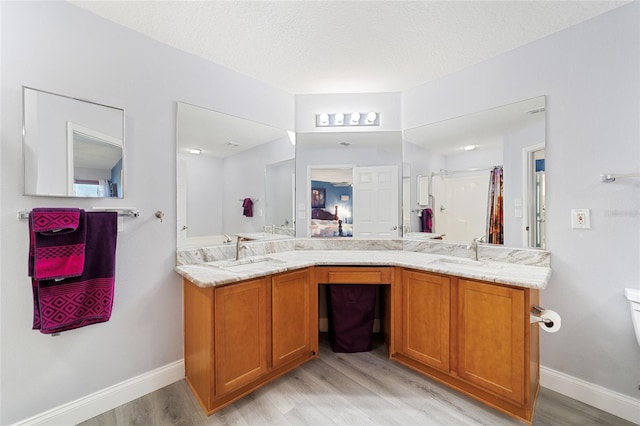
[175,249,551,290]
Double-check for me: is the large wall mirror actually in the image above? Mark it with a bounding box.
[295,131,403,238]
[403,96,546,248]
[23,87,125,198]
[176,102,295,249]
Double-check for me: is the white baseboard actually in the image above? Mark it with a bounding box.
[12,358,638,425]
[540,366,640,424]
[12,359,185,426]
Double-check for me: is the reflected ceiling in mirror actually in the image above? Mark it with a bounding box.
[23,87,125,198]
[403,96,546,248]
[176,102,294,249]
[177,102,289,158]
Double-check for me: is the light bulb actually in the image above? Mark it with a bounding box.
[335,112,344,125]
[366,112,377,124]
[350,112,361,125]
[319,113,329,125]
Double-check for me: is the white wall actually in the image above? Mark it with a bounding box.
[403,2,640,400]
[223,136,295,234]
[183,153,224,237]
[0,2,294,424]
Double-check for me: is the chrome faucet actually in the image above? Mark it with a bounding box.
[467,235,486,261]
[235,235,250,261]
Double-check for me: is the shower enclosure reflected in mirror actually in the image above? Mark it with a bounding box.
[403,96,546,248]
[176,102,295,249]
[23,86,125,198]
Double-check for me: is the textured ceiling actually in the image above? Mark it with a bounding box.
[70,1,629,94]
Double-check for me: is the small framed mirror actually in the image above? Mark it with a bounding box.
[23,86,125,198]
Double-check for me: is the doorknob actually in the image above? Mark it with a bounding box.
[392,225,398,230]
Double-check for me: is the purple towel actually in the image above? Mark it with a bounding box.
[242,198,253,217]
[421,208,433,233]
[29,208,86,280]
[31,212,118,334]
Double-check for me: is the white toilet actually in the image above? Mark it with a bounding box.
[625,288,640,347]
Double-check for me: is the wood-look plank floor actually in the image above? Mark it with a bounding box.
[79,335,635,426]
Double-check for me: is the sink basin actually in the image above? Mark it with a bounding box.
[217,257,286,273]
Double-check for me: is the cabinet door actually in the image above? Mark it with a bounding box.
[457,279,525,404]
[272,269,312,368]
[214,278,269,396]
[401,270,450,371]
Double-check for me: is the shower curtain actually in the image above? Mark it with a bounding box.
[486,166,504,244]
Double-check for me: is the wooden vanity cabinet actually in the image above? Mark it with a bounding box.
[214,278,269,396]
[400,270,451,372]
[272,269,315,368]
[457,279,526,404]
[184,264,540,422]
[183,268,317,415]
[394,269,540,423]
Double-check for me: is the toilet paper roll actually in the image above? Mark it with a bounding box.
[538,309,561,333]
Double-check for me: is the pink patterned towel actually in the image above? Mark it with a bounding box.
[29,208,86,280]
[31,212,117,334]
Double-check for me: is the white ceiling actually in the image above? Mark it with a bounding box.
[70,1,629,94]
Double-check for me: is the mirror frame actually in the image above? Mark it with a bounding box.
[23,86,125,198]
[176,101,295,249]
[402,96,546,248]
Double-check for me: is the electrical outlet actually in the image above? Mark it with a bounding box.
[571,209,590,229]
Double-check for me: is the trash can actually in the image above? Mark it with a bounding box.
[327,284,377,353]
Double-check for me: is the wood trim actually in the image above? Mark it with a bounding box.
[183,279,214,410]
[315,266,392,284]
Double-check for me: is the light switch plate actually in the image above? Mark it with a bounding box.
[571,209,590,229]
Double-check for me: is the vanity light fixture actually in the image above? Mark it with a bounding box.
[315,112,380,127]
[189,148,202,155]
[464,145,477,151]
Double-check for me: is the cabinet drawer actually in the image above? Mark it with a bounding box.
[316,266,392,284]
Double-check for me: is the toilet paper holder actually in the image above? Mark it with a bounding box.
[530,305,554,326]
